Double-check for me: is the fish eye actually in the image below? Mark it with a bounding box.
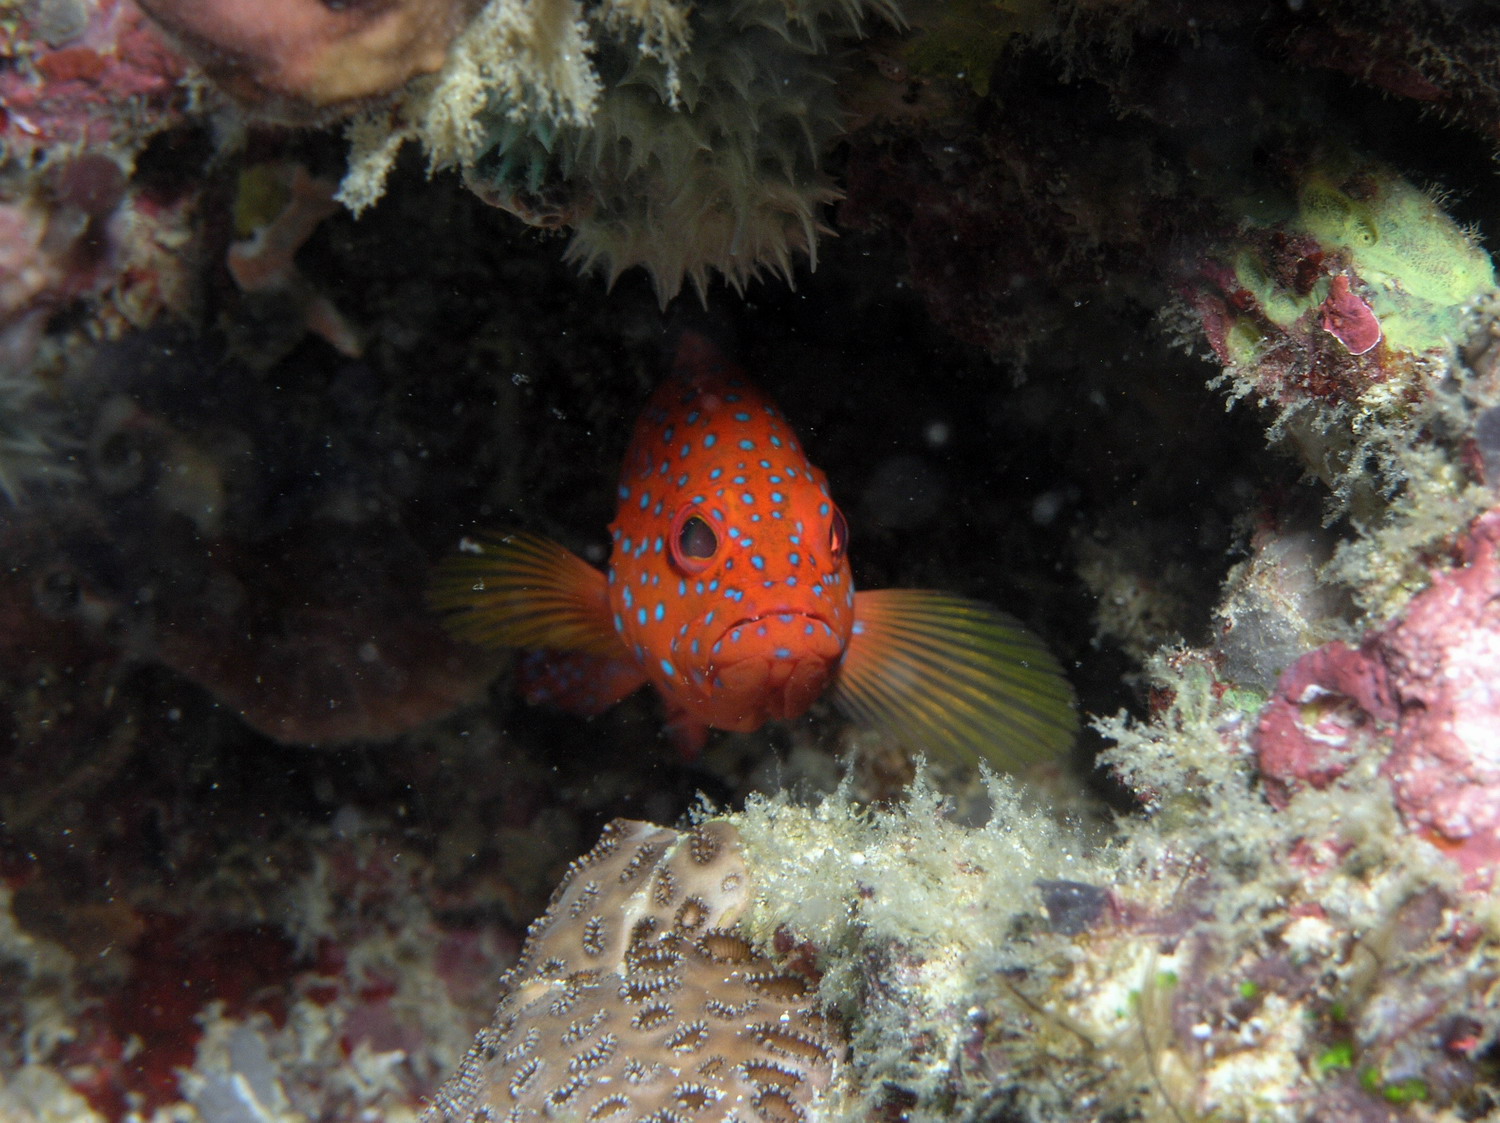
[829,506,848,561]
[670,508,720,574]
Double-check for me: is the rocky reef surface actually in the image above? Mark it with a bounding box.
[3,0,1500,1119]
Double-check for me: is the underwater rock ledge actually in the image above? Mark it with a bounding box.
[429,743,1500,1122]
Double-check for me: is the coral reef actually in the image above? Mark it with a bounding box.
[432,736,1499,1122]
[10,0,1500,1121]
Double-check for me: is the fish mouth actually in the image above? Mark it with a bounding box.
[711,609,839,649]
[705,609,845,726]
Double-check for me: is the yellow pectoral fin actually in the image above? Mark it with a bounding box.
[428,531,622,657]
[832,588,1078,770]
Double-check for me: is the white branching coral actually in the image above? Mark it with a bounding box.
[423,818,840,1123]
[339,0,902,302]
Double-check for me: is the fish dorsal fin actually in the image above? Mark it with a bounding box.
[429,531,621,657]
[832,589,1078,770]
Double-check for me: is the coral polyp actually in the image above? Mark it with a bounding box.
[339,0,901,302]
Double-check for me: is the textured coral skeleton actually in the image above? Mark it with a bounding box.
[425,818,840,1123]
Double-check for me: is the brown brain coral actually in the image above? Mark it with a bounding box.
[424,819,839,1123]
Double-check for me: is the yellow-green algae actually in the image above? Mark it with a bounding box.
[1223,154,1494,368]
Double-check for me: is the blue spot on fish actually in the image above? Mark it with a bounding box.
[751,555,765,571]
[704,434,718,448]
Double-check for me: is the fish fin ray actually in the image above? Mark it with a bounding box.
[429,531,622,657]
[832,589,1078,769]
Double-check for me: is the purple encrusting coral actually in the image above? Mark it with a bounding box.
[7,0,1500,1120]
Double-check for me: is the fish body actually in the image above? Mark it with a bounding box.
[605,333,854,742]
[433,333,1077,766]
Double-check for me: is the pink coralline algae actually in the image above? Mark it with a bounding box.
[0,0,186,154]
[1255,504,1500,883]
[1319,274,1383,355]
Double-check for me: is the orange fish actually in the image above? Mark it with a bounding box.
[431,333,1077,767]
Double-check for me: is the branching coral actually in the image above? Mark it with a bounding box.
[338,0,902,302]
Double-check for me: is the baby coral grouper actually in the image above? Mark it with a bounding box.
[431,333,1077,767]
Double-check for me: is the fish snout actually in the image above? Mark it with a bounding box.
[708,612,844,726]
